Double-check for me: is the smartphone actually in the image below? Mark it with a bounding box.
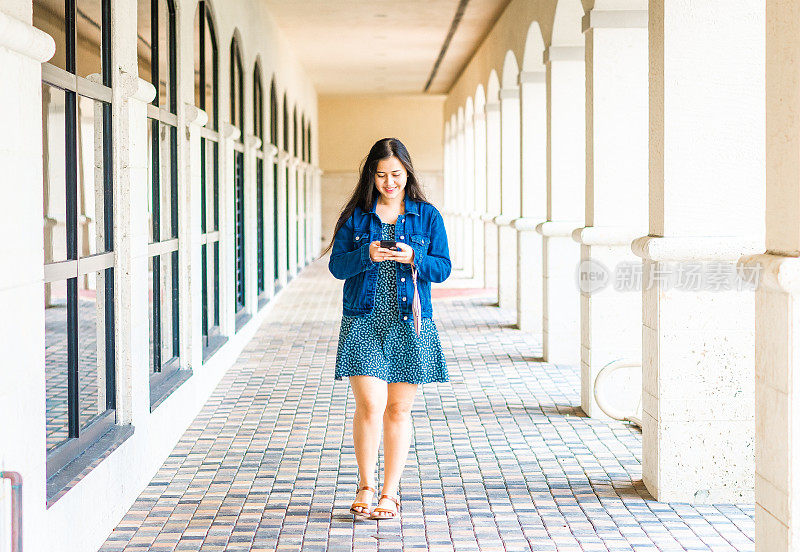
[379,240,399,251]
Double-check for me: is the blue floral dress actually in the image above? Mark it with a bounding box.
[335,222,448,384]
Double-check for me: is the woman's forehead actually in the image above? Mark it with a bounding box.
[376,156,404,172]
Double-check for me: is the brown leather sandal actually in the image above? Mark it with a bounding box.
[369,494,401,520]
[350,485,376,516]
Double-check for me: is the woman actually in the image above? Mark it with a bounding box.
[324,137,451,521]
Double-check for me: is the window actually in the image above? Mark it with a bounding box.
[283,93,290,278]
[254,64,267,306]
[294,106,301,269]
[139,0,182,406]
[36,0,118,482]
[230,37,247,327]
[270,80,280,290]
[194,0,224,358]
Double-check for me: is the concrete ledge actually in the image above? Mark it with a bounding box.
[571,225,642,246]
[511,217,539,232]
[739,252,800,294]
[631,235,763,261]
[535,220,583,237]
[493,214,514,227]
[582,10,648,33]
[543,46,585,64]
[480,213,499,223]
[0,10,55,62]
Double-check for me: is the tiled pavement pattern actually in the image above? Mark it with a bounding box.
[98,257,755,552]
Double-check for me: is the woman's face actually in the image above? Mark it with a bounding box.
[374,156,407,201]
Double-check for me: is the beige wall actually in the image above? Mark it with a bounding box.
[318,94,445,245]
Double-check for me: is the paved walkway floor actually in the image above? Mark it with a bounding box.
[99,257,755,552]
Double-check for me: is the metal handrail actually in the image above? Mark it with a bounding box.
[0,471,22,552]
[593,359,642,427]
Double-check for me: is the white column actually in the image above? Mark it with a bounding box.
[219,123,239,335]
[741,3,799,548]
[484,102,501,295]
[496,87,520,311]
[314,167,323,258]
[576,8,648,418]
[462,117,475,278]
[0,9,54,549]
[264,144,278,297]
[634,0,764,503]
[287,158,298,277]
[183,105,209,366]
[541,45,585,364]
[515,71,547,334]
[297,163,306,269]
[276,151,289,287]
[472,110,487,288]
[243,135,261,315]
[455,123,465,271]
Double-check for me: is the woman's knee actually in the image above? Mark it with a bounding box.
[384,401,412,422]
[355,398,384,420]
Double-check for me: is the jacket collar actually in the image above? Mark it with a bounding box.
[369,193,420,216]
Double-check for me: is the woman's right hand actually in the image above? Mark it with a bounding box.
[369,241,393,263]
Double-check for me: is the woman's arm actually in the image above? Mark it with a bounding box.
[328,216,377,280]
[410,209,451,283]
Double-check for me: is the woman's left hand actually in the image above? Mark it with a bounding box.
[388,242,415,264]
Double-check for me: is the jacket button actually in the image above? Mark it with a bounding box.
[355,236,360,240]
[403,316,408,320]
[400,235,404,239]
[401,277,405,282]
[402,297,407,301]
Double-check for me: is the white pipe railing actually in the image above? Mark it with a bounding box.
[593,359,642,427]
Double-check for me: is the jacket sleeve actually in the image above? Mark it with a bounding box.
[411,208,451,283]
[328,216,377,280]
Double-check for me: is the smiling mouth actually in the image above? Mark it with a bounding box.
[385,187,397,193]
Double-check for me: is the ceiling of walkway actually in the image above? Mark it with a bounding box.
[262,0,513,95]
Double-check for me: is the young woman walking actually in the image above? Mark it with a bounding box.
[324,137,451,521]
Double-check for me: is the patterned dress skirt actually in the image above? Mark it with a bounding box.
[334,222,448,384]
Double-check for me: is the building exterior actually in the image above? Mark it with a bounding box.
[0,0,798,550]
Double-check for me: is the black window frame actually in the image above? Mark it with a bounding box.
[230,36,247,329]
[253,63,268,307]
[282,92,291,279]
[141,0,184,409]
[195,0,225,359]
[39,0,119,492]
[270,80,280,291]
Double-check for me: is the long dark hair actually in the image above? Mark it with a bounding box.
[321,137,429,255]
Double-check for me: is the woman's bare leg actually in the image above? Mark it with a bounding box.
[374,382,418,517]
[349,375,387,513]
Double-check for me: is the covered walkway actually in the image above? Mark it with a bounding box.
[98,258,753,552]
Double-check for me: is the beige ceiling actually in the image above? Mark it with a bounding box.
[262,0,512,95]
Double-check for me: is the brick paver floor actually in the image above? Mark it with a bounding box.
[98,256,755,552]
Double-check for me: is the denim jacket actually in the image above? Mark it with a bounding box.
[328,195,451,319]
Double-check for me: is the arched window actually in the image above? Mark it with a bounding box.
[230,37,246,322]
[283,93,290,277]
[139,0,180,402]
[270,80,280,289]
[253,64,266,305]
[194,0,223,355]
[35,0,117,484]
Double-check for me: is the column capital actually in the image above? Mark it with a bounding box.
[265,143,279,158]
[277,150,290,163]
[0,10,55,62]
[582,10,648,33]
[739,253,800,294]
[485,102,501,113]
[244,134,261,150]
[631,235,763,261]
[499,88,519,101]
[543,46,585,64]
[493,214,514,227]
[535,220,583,237]
[118,71,156,104]
[510,217,540,232]
[519,71,545,84]
[183,103,208,127]
[220,122,240,141]
[571,225,643,246]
